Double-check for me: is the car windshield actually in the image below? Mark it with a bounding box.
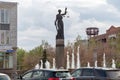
[0,75,9,80]
[55,71,71,78]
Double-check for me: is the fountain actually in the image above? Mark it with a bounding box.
[87,62,90,67]
[76,46,80,68]
[67,51,70,69]
[40,60,43,69]
[45,60,51,69]
[35,64,39,69]
[71,49,75,69]
[112,59,116,68]
[95,60,97,67]
[53,58,56,69]
[103,53,106,68]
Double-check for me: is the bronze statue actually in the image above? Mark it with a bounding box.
[55,8,67,39]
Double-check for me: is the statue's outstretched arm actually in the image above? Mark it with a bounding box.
[62,7,67,15]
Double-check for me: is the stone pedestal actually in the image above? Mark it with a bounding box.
[56,39,64,69]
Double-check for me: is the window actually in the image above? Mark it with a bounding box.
[0,52,13,69]
[95,69,107,77]
[45,71,55,78]
[22,72,33,79]
[72,69,82,77]
[0,30,10,45]
[1,32,4,44]
[0,53,4,68]
[32,70,43,78]
[0,9,9,24]
[82,69,94,76]
[55,71,71,78]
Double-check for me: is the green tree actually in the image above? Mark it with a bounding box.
[22,45,43,70]
[17,48,27,70]
[116,33,120,53]
[115,33,120,68]
[21,40,54,70]
[74,35,82,47]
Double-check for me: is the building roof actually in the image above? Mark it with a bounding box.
[106,25,120,33]
[0,1,17,8]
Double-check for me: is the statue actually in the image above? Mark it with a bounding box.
[55,7,67,39]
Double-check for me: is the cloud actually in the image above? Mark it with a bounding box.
[18,27,55,50]
[66,18,110,39]
[17,0,120,50]
[2,0,120,50]
[107,0,120,10]
[50,0,107,8]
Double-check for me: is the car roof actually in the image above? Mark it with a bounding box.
[76,67,110,70]
[0,73,8,75]
[27,68,69,72]
[0,73,11,80]
[76,67,120,71]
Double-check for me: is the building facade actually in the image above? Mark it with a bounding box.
[86,26,120,67]
[0,1,17,77]
[93,25,120,56]
[94,25,120,43]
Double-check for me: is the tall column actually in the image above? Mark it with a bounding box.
[55,7,67,69]
[56,39,64,69]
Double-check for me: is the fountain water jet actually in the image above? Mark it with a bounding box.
[45,60,50,69]
[95,60,97,67]
[112,59,116,68]
[35,64,39,69]
[76,46,80,68]
[53,58,56,69]
[67,51,70,69]
[40,60,43,69]
[103,53,106,68]
[71,49,75,69]
[87,62,90,67]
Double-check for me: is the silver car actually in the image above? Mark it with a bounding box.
[0,73,11,80]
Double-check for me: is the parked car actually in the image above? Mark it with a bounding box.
[17,68,74,80]
[0,73,11,80]
[106,69,120,79]
[71,67,120,80]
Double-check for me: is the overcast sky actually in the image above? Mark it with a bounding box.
[2,0,120,51]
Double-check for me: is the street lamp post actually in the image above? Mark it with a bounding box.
[42,48,47,68]
[42,42,48,68]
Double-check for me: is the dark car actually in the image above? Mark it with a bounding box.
[106,69,120,79]
[17,68,74,80]
[71,67,120,80]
